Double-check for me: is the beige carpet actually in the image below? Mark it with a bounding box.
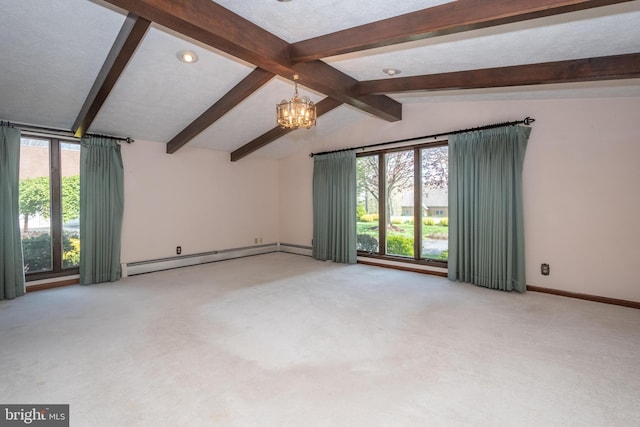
[1,253,639,426]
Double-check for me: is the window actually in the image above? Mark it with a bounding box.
[421,145,448,260]
[386,150,415,257]
[356,142,448,262]
[19,136,80,280]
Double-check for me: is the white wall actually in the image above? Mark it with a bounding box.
[522,97,640,301]
[121,140,279,263]
[279,150,315,247]
[278,97,640,302]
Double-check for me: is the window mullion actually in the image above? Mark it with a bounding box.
[378,154,386,255]
[414,147,421,260]
[50,138,63,272]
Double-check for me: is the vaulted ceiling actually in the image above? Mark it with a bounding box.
[2,0,639,160]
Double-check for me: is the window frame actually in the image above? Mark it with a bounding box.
[20,134,80,282]
[356,140,448,269]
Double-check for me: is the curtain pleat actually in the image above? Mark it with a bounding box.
[0,126,26,300]
[80,137,124,285]
[312,151,357,263]
[448,126,530,292]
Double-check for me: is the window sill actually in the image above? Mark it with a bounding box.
[25,274,79,292]
[357,252,447,277]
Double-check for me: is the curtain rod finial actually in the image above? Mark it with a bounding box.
[523,117,535,125]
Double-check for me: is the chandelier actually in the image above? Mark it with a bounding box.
[276,74,316,129]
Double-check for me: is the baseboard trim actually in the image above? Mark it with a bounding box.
[24,250,638,310]
[527,285,640,309]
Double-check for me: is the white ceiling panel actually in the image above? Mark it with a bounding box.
[255,105,371,159]
[213,0,455,43]
[90,24,255,143]
[391,78,640,103]
[325,2,640,80]
[2,0,639,159]
[190,77,324,152]
[0,0,125,129]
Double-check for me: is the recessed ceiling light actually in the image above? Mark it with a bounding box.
[277,0,293,2]
[177,50,198,64]
[382,68,401,76]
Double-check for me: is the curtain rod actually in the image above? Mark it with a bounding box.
[0,120,134,143]
[309,116,535,157]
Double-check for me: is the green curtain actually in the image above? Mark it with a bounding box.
[312,150,357,264]
[0,126,26,300]
[80,136,124,285]
[448,125,531,292]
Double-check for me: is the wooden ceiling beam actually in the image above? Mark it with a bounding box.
[104,0,291,74]
[101,0,401,123]
[72,13,150,138]
[292,60,401,122]
[230,97,343,162]
[357,53,640,94]
[166,68,274,154]
[236,52,639,160]
[290,0,635,62]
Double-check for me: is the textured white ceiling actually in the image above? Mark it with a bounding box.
[392,79,640,103]
[213,0,455,43]
[1,0,639,160]
[90,24,255,142]
[190,77,324,153]
[325,2,640,80]
[0,0,125,129]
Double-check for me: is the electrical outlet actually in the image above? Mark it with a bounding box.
[254,238,259,244]
[541,263,550,276]
[176,246,182,255]
[259,237,263,244]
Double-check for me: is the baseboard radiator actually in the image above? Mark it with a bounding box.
[278,243,313,257]
[123,242,312,277]
[75,245,640,309]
